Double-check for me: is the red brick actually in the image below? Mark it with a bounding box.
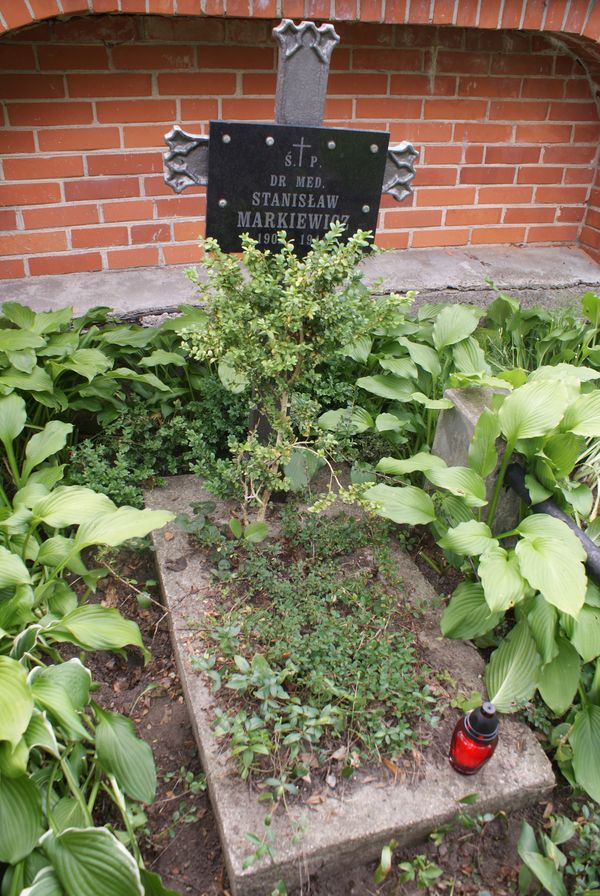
[179,100,220,120]
[564,78,594,99]
[352,48,422,70]
[65,178,140,201]
[54,14,138,43]
[96,99,177,124]
[356,98,422,118]
[412,228,469,247]
[72,225,129,248]
[521,78,565,99]
[67,73,152,98]
[455,0,478,27]
[557,206,585,223]
[446,207,503,225]
[0,74,64,99]
[148,0,176,11]
[478,0,502,28]
[407,0,431,25]
[503,207,556,224]
[555,55,577,76]
[124,125,175,148]
[334,0,359,19]
[0,209,17,229]
[415,186,476,207]
[535,186,589,203]
[28,252,103,276]
[281,0,306,17]
[528,224,579,241]
[340,22,392,44]
[3,155,84,180]
[583,3,600,40]
[427,98,488,120]
[23,204,98,228]
[432,0,456,25]
[1,0,33,30]
[0,182,61,206]
[173,220,204,240]
[163,244,203,264]
[382,208,442,227]
[146,15,223,40]
[415,166,458,186]
[491,55,553,76]
[0,258,25,279]
[460,167,516,185]
[479,185,533,203]
[112,45,196,70]
[0,231,67,255]
[159,73,236,95]
[0,130,36,153]
[87,152,162,176]
[240,73,278,95]
[7,102,93,127]
[389,74,456,96]
[585,208,600,229]
[564,166,595,184]
[197,47,274,69]
[458,76,520,97]
[155,195,207,217]
[500,0,524,28]
[544,0,569,31]
[549,101,598,121]
[174,0,203,10]
[471,226,525,244]
[39,128,120,151]
[324,99,355,119]
[29,0,62,19]
[375,231,410,249]
[328,73,388,94]
[141,175,176,197]
[130,223,171,243]
[425,145,463,164]
[119,0,148,11]
[485,146,541,164]
[564,0,590,34]
[102,199,155,222]
[517,166,564,184]
[221,99,276,119]
[574,124,600,142]
[435,50,489,74]
[37,45,110,70]
[107,246,160,269]
[490,100,550,121]
[521,0,545,29]
[390,121,453,142]
[516,124,572,143]
[0,45,36,69]
[7,23,51,41]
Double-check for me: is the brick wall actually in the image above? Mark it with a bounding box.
[1,8,599,277]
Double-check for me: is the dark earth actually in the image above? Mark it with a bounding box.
[87,538,572,896]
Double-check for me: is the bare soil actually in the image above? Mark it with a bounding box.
[88,543,569,896]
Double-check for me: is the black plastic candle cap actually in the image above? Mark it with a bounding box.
[465,702,499,742]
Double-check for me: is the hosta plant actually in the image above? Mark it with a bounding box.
[366,364,600,802]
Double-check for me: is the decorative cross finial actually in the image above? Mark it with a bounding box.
[273,20,340,127]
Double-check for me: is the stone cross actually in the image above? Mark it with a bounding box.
[163,19,418,248]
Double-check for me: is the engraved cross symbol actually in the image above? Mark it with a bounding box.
[163,19,417,204]
[292,137,312,166]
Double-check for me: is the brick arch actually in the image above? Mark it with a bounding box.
[1,2,600,276]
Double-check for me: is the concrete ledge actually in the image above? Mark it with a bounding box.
[147,475,554,896]
[4,245,600,318]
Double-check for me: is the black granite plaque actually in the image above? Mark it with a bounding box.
[205,120,389,255]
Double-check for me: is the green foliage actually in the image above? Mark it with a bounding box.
[191,511,439,795]
[182,224,411,520]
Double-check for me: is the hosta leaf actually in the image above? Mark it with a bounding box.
[94,705,156,803]
[0,655,34,747]
[24,709,59,757]
[498,380,569,444]
[375,413,404,432]
[485,619,541,712]
[341,335,372,363]
[527,595,558,665]
[28,307,72,336]
[46,605,148,661]
[569,704,600,802]
[22,422,73,479]
[562,389,600,436]
[0,775,44,864]
[1,301,36,329]
[100,326,158,348]
[515,516,587,617]
[410,392,454,409]
[6,348,37,373]
[30,669,88,741]
[0,393,26,447]
[468,408,500,478]
[438,520,497,557]
[0,330,45,352]
[74,507,174,549]
[425,466,487,507]
[41,827,144,896]
[542,433,586,478]
[139,350,186,368]
[378,356,418,379]
[356,375,413,401]
[432,305,480,351]
[364,483,436,525]
[0,545,32,587]
[32,486,116,528]
[398,337,441,377]
[518,853,567,896]
[140,869,180,896]
[52,797,89,834]
[21,868,64,896]
[440,582,502,639]
[217,360,248,394]
[318,407,373,434]
[56,349,111,382]
[284,447,325,490]
[478,546,526,612]
[0,366,54,393]
[452,336,490,375]
[537,638,580,716]
[0,738,29,777]
[376,453,446,476]
[569,605,600,662]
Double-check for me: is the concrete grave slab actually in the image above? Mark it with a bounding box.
[147,474,554,896]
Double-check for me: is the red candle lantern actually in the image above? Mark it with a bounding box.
[449,702,499,775]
